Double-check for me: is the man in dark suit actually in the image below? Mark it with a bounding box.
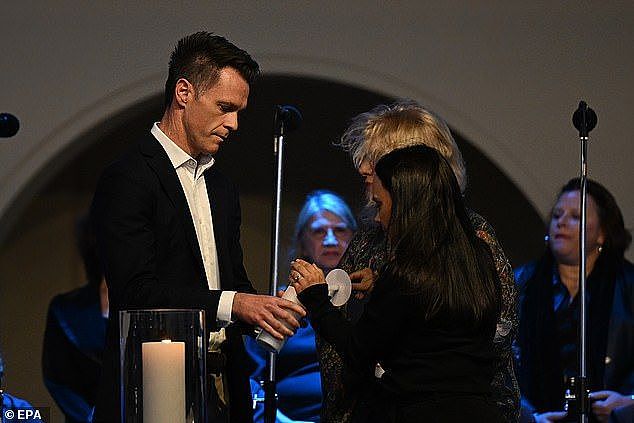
[91,32,305,422]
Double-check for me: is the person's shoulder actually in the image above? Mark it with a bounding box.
[467,208,486,225]
[95,135,159,193]
[467,209,499,242]
[100,136,150,177]
[346,219,385,254]
[513,260,540,289]
[615,258,634,312]
[49,284,98,308]
[620,258,634,285]
[355,219,384,239]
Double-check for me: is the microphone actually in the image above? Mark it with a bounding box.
[572,101,597,137]
[274,105,302,136]
[0,113,19,138]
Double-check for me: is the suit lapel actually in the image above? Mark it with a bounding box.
[139,135,206,280]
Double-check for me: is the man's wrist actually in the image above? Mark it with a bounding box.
[217,291,236,324]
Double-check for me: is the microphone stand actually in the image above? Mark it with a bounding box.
[263,105,301,423]
[566,101,597,423]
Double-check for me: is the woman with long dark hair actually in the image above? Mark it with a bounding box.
[290,145,503,422]
[319,100,518,422]
[515,178,634,422]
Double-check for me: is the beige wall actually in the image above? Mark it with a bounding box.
[2,2,633,240]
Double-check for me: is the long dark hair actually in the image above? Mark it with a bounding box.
[374,145,500,325]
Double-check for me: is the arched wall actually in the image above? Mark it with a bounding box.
[2,3,632,260]
[0,59,548,244]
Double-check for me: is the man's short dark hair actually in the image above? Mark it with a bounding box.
[164,31,260,109]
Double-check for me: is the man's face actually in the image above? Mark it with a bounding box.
[181,67,249,157]
[301,211,354,272]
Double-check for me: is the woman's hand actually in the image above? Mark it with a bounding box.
[289,259,325,294]
[350,267,377,300]
[589,390,634,422]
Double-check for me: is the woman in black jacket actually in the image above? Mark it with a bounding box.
[515,178,634,423]
[290,145,503,422]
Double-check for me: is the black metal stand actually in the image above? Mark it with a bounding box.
[263,105,302,423]
[566,101,597,423]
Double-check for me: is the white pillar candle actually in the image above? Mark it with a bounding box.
[142,340,186,422]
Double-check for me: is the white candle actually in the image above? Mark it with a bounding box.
[142,340,186,422]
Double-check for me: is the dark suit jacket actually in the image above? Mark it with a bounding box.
[91,133,256,422]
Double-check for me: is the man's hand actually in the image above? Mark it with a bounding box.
[231,293,305,340]
[350,267,377,300]
[590,390,634,422]
[533,411,567,422]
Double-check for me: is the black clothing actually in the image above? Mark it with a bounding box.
[91,133,256,422]
[553,276,581,381]
[300,272,502,422]
[317,212,520,422]
[515,255,634,414]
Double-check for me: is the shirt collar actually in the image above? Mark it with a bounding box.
[151,123,215,175]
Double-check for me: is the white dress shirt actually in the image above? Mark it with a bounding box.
[151,123,235,323]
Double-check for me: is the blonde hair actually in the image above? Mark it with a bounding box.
[336,99,467,193]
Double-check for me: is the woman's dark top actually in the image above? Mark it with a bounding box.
[515,254,634,415]
[551,273,582,382]
[299,270,500,422]
[317,210,520,422]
